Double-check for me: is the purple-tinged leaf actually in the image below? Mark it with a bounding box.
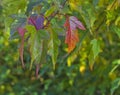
[64,16,86,52]
[10,18,27,39]
[28,15,44,31]
[28,16,37,26]
[36,16,44,30]
[17,27,26,68]
[19,36,25,68]
[70,16,86,30]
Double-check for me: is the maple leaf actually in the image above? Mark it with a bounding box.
[64,16,86,52]
[28,15,44,31]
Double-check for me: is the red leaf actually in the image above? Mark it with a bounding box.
[19,36,25,68]
[35,64,39,78]
[64,16,86,52]
[17,27,26,37]
[17,27,26,68]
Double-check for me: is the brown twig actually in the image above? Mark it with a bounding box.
[43,0,67,28]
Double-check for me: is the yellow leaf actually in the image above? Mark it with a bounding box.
[67,57,72,67]
[79,65,86,74]
[69,0,81,11]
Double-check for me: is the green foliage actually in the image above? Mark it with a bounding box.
[48,27,60,69]
[111,25,120,38]
[90,39,101,59]
[111,78,120,95]
[0,0,120,95]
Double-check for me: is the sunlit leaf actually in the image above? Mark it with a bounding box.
[48,27,60,69]
[90,39,100,59]
[30,33,43,69]
[45,6,56,17]
[69,0,81,11]
[111,78,120,95]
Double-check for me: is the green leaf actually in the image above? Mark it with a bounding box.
[37,29,50,39]
[53,0,60,10]
[110,59,120,73]
[25,25,36,40]
[26,25,36,32]
[88,39,101,70]
[48,27,60,69]
[51,19,65,36]
[86,86,95,95]
[45,6,56,17]
[112,25,120,38]
[2,0,27,16]
[90,39,100,59]
[29,33,43,69]
[111,78,120,95]
[26,25,42,69]
[115,16,120,25]
[112,59,120,65]
[93,0,99,6]
[39,40,48,65]
[88,50,95,70]
[78,3,96,33]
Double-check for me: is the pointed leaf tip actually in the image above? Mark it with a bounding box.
[36,64,40,78]
[70,16,86,30]
[17,27,26,68]
[19,36,25,68]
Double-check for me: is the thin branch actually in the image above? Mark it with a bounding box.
[44,0,67,28]
[95,16,106,32]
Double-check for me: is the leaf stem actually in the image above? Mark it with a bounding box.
[44,0,67,28]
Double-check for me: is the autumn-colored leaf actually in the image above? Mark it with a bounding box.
[64,16,86,52]
[17,27,26,68]
[69,16,86,30]
[19,36,25,68]
[17,27,26,37]
[36,64,40,78]
[28,15,44,31]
